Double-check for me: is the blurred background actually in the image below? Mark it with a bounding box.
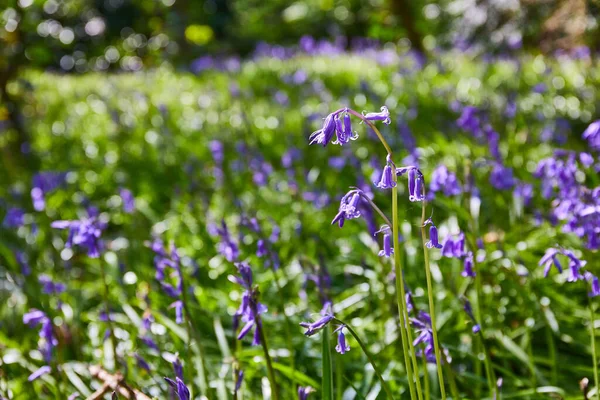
[2,0,600,74]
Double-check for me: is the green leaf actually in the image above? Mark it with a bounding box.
[322,325,334,400]
[272,362,319,389]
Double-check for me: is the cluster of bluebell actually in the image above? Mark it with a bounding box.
[230,262,267,345]
[51,207,106,258]
[150,238,186,323]
[23,310,57,381]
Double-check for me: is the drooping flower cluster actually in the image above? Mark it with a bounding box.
[23,309,57,381]
[51,207,107,258]
[309,106,389,147]
[411,311,437,363]
[331,189,364,227]
[534,150,599,249]
[538,247,589,282]
[230,262,267,345]
[211,219,240,262]
[150,238,185,323]
[539,247,599,296]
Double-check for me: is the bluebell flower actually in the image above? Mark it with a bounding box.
[215,220,239,262]
[235,369,244,391]
[463,299,481,334]
[538,248,563,277]
[38,275,66,295]
[298,386,314,400]
[457,106,481,135]
[309,112,338,147]
[376,155,396,190]
[3,207,25,228]
[588,273,600,297]
[400,167,425,202]
[334,325,350,354]
[230,262,267,345]
[375,225,394,257]
[333,112,357,145]
[119,188,135,213]
[424,220,443,249]
[23,309,56,381]
[331,190,363,227]
[583,120,600,150]
[462,252,476,277]
[164,377,191,400]
[490,163,515,190]
[15,250,31,276]
[135,353,151,372]
[429,165,462,198]
[173,356,184,379]
[442,233,466,258]
[300,314,334,336]
[256,239,268,257]
[363,106,391,125]
[51,207,106,258]
[411,311,437,363]
[564,249,585,282]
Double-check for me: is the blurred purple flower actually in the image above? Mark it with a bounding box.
[51,208,106,258]
[120,189,135,213]
[490,163,515,190]
[31,172,66,212]
[3,207,25,228]
[429,165,461,198]
[38,275,66,295]
[583,120,600,151]
[230,262,267,345]
[298,386,314,400]
[462,252,476,277]
[165,377,191,400]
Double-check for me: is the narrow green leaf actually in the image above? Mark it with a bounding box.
[322,325,334,400]
[272,362,319,389]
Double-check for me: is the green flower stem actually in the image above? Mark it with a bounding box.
[393,184,419,400]
[420,200,446,399]
[256,313,279,400]
[357,117,420,400]
[590,297,599,399]
[334,319,396,400]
